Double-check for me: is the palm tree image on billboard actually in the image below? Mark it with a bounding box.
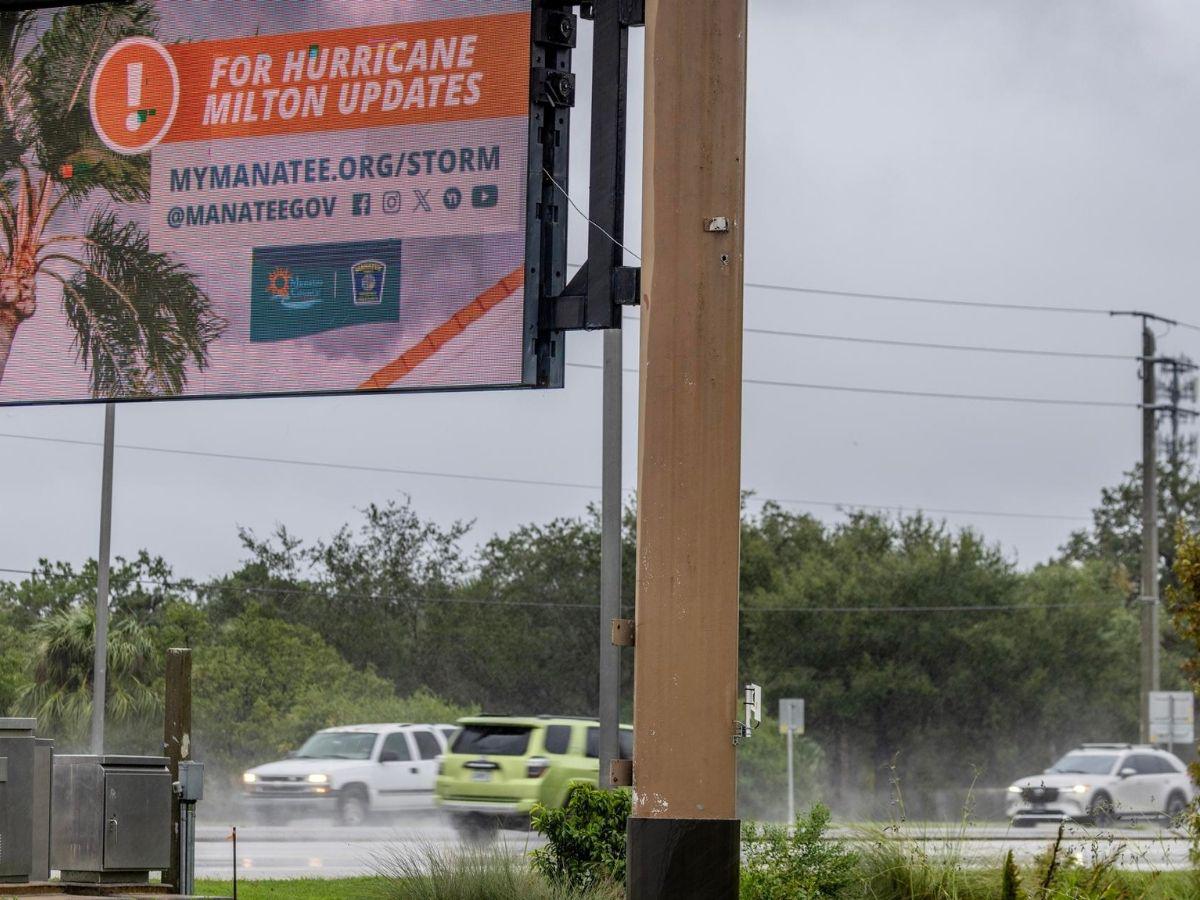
[0,0,539,406]
[0,4,223,399]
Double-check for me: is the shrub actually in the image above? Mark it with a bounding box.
[530,783,630,891]
[741,803,858,900]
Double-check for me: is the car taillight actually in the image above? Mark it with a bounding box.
[527,757,550,778]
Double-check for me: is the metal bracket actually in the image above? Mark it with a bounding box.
[608,758,633,787]
[734,683,763,746]
[534,7,579,47]
[532,68,577,107]
[611,617,635,646]
[549,0,639,331]
[580,0,646,28]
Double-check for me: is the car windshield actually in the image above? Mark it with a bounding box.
[452,724,532,756]
[1047,752,1118,775]
[293,731,377,760]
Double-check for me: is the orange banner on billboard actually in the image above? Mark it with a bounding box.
[160,12,530,144]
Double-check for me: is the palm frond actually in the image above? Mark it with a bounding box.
[0,10,34,171]
[23,2,156,201]
[56,211,225,398]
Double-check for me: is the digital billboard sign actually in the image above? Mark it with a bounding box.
[0,0,565,406]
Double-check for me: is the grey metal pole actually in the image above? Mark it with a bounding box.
[786,727,795,826]
[90,402,116,757]
[599,326,623,786]
[1168,694,1175,755]
[1140,326,1159,745]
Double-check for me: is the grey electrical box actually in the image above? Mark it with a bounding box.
[50,755,171,884]
[177,760,204,802]
[0,718,53,885]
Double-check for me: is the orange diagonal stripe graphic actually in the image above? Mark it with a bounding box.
[359,267,525,391]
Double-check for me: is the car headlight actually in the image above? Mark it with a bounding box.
[1007,785,1021,794]
[306,773,329,784]
[1071,784,1089,794]
[243,772,257,784]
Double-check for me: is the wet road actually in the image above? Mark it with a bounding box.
[195,820,545,880]
[194,818,1191,880]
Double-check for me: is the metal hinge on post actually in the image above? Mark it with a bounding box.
[607,758,633,787]
[611,618,635,646]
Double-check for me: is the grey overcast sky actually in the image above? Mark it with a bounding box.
[4,0,1199,582]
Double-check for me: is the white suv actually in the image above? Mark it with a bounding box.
[1006,744,1194,826]
[242,723,459,825]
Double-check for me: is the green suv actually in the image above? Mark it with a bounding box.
[435,715,632,838]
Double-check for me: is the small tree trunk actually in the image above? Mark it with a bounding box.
[0,314,18,384]
[0,272,36,386]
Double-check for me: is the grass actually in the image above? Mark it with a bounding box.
[370,842,622,900]
[193,876,384,899]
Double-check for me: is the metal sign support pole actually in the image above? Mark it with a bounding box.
[1168,694,1175,754]
[599,326,623,787]
[90,402,116,757]
[786,727,795,827]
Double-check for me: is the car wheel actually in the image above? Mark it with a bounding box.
[1088,792,1116,828]
[1165,791,1188,824]
[337,788,370,826]
[452,812,500,845]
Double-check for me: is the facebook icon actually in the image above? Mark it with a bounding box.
[352,193,372,216]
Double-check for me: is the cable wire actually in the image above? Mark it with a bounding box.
[0,431,1094,523]
[0,566,1124,614]
[566,363,1140,409]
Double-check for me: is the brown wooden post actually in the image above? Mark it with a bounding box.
[163,648,192,891]
[626,1,749,896]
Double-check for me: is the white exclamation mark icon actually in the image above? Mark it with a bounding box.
[124,62,144,133]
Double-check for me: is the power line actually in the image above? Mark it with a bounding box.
[0,565,1124,615]
[761,495,1087,523]
[738,328,1136,362]
[0,431,600,492]
[0,431,1091,522]
[566,363,1139,409]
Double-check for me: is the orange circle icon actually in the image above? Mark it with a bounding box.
[89,37,180,155]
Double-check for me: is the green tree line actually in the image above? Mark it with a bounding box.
[0,465,1191,819]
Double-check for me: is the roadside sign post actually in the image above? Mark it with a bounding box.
[627,1,748,895]
[779,699,805,826]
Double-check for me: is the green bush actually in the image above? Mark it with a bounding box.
[530,783,630,891]
[741,803,858,900]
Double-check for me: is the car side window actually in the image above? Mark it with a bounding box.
[380,732,411,762]
[414,730,441,760]
[586,727,599,759]
[1148,755,1176,774]
[1127,754,1158,775]
[544,725,571,755]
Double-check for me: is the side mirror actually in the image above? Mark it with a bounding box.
[1119,767,1136,778]
[379,750,401,763]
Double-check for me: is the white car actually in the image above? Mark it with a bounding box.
[242,723,459,825]
[1006,744,1194,826]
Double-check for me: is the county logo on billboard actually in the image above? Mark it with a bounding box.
[0,0,535,406]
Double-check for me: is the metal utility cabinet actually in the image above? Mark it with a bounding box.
[0,718,53,884]
[51,755,171,884]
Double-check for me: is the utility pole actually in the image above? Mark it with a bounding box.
[90,402,116,757]
[627,1,748,896]
[1141,326,1159,745]
[163,648,193,891]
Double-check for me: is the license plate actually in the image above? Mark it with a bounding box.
[471,771,492,782]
